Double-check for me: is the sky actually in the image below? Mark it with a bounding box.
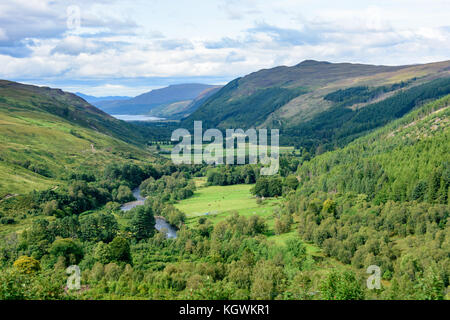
[0,0,449,96]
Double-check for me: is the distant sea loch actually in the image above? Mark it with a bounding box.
[112,115,165,121]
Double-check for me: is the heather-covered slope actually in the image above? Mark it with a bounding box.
[0,80,155,197]
[0,80,149,145]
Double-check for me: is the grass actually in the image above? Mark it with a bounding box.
[0,161,56,198]
[0,214,56,237]
[0,107,154,197]
[173,181,349,273]
[175,183,282,235]
[174,182,323,252]
[175,184,278,218]
[0,80,160,197]
[192,177,207,187]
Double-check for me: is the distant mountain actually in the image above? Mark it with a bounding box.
[94,83,222,118]
[146,85,222,119]
[75,92,131,104]
[183,59,450,152]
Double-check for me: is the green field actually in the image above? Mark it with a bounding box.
[174,182,322,253]
[175,184,278,218]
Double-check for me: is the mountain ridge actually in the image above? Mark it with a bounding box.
[0,80,151,145]
[94,83,222,118]
[183,59,450,151]
[75,92,131,104]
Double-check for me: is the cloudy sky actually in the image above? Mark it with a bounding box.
[1,0,449,96]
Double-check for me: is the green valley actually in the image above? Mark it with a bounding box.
[2,0,450,309]
[0,65,448,302]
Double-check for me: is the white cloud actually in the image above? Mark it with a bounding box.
[0,28,7,41]
[79,83,151,97]
[0,0,448,95]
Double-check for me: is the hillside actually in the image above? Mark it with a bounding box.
[285,95,449,299]
[183,60,450,151]
[0,81,151,145]
[95,83,221,118]
[297,94,450,204]
[0,80,156,198]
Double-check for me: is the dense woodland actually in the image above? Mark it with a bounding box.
[0,87,448,300]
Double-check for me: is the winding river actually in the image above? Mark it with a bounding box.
[120,187,177,239]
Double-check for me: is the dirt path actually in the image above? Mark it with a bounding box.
[0,193,18,202]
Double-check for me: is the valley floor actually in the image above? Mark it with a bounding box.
[175,181,323,255]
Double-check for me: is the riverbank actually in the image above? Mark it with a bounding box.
[120,187,178,238]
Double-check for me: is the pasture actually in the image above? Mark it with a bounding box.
[174,182,321,250]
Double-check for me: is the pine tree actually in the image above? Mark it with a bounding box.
[130,205,155,241]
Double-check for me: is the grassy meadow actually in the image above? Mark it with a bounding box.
[174,181,322,255]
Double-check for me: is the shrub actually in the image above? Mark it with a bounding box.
[0,217,16,225]
[50,238,84,265]
[108,236,132,264]
[320,270,365,300]
[13,256,40,274]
